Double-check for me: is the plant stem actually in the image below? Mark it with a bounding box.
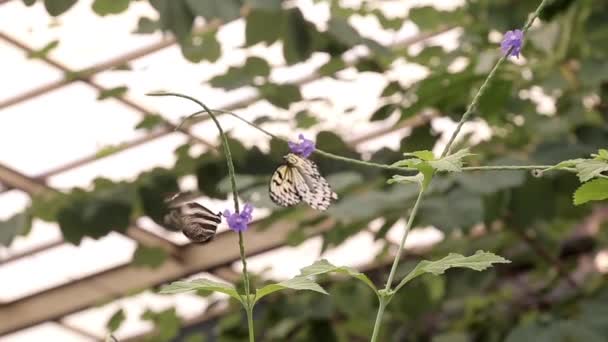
[370,1,550,340]
[370,298,387,342]
[441,0,551,157]
[147,92,255,342]
[246,303,255,342]
[370,189,423,340]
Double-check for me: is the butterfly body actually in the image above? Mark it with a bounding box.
[269,153,337,211]
[163,193,221,243]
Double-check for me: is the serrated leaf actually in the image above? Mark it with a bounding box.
[428,149,474,172]
[159,278,242,303]
[405,150,436,161]
[106,308,126,333]
[298,259,378,294]
[595,149,608,161]
[541,158,586,173]
[255,276,327,303]
[395,250,510,291]
[576,160,608,182]
[574,179,608,205]
[387,173,424,186]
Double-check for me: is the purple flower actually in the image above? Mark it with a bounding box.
[288,134,315,158]
[500,29,524,58]
[223,203,254,232]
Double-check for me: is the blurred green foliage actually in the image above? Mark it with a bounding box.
[5,0,608,340]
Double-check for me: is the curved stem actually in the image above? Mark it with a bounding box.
[179,109,416,173]
[147,92,255,342]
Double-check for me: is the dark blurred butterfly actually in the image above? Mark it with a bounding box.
[163,192,221,243]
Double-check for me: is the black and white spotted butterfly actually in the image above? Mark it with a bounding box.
[163,192,222,243]
[269,153,337,211]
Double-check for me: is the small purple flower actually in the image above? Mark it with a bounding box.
[223,203,254,232]
[288,134,315,158]
[501,29,524,58]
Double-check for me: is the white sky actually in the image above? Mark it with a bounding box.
[0,0,467,340]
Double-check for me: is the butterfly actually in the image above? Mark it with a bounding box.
[269,153,337,211]
[163,192,222,243]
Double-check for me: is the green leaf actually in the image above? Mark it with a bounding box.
[209,57,270,89]
[576,159,608,182]
[23,0,37,7]
[327,17,361,46]
[97,86,128,100]
[255,276,327,304]
[298,259,378,294]
[428,149,474,172]
[319,57,346,76]
[574,179,608,205]
[281,8,314,64]
[295,111,319,128]
[387,173,424,186]
[92,0,130,16]
[594,149,608,161]
[135,114,166,131]
[406,150,436,161]
[160,278,243,303]
[158,0,195,40]
[246,0,282,10]
[258,83,302,109]
[245,9,283,45]
[418,188,482,231]
[180,31,221,63]
[106,308,126,333]
[44,0,77,16]
[134,17,159,34]
[185,0,241,21]
[0,211,32,247]
[370,104,397,121]
[27,40,59,59]
[395,250,510,291]
[132,244,168,268]
[141,308,181,342]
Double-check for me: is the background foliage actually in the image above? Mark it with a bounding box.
[4,0,608,341]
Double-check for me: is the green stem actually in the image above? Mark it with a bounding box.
[370,1,550,340]
[384,190,424,290]
[147,92,255,342]
[370,189,423,340]
[246,304,255,342]
[441,0,551,157]
[180,109,416,173]
[370,298,387,342]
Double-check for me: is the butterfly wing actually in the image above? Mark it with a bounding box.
[290,154,338,211]
[269,164,302,207]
